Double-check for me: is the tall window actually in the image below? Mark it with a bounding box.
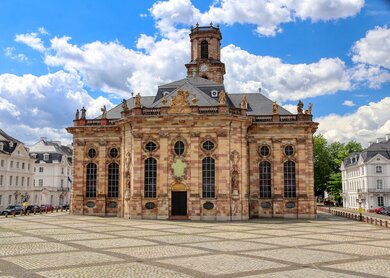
[376,165,382,173]
[108,163,119,198]
[202,157,215,198]
[377,179,383,189]
[259,161,271,198]
[144,158,157,198]
[378,196,384,207]
[0,175,3,186]
[9,176,12,186]
[201,40,208,59]
[284,161,296,198]
[86,163,97,198]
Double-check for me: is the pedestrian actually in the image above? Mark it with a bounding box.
[22,200,29,215]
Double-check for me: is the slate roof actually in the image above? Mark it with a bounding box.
[0,129,22,155]
[103,76,291,119]
[343,139,390,167]
[29,139,72,164]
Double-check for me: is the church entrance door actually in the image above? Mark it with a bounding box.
[171,191,187,216]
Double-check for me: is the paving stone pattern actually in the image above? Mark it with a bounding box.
[0,212,389,277]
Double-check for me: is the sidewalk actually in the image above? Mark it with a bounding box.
[317,204,390,220]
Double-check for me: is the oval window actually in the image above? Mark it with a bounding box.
[88,148,97,159]
[110,148,119,158]
[202,140,215,151]
[260,146,270,157]
[174,141,185,156]
[284,145,294,156]
[145,141,157,152]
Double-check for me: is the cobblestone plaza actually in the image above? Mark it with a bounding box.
[0,212,389,277]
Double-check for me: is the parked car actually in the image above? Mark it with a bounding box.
[1,205,23,215]
[379,206,390,216]
[26,205,41,213]
[375,206,385,214]
[40,204,54,212]
[324,200,334,206]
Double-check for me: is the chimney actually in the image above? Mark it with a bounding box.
[386,134,390,141]
[376,138,380,143]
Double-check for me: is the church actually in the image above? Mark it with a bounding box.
[67,25,318,220]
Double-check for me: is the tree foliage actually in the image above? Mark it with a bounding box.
[313,135,363,198]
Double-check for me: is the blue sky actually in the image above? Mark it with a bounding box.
[0,0,390,145]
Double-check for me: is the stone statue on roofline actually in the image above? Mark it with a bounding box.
[219,90,226,105]
[75,109,79,120]
[306,103,313,115]
[297,100,304,114]
[240,95,247,109]
[272,102,279,115]
[134,93,141,108]
[81,107,86,120]
[121,99,129,113]
[101,105,107,119]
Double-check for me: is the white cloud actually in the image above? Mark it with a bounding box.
[349,64,390,88]
[15,32,45,52]
[0,71,114,144]
[4,47,28,62]
[316,97,390,146]
[150,0,365,36]
[43,34,189,97]
[38,27,49,35]
[282,104,297,114]
[351,25,390,69]
[342,100,355,106]
[222,44,351,101]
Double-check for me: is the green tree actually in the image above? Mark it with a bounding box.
[313,135,332,196]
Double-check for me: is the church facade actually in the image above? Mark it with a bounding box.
[67,25,318,220]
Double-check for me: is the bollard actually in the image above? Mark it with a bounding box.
[56,207,59,212]
[5,212,8,218]
[33,209,36,215]
[51,208,54,213]
[12,211,16,217]
[385,221,388,228]
[380,220,382,226]
[61,207,63,212]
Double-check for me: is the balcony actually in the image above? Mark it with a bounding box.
[367,188,390,193]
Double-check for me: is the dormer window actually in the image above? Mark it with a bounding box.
[162,91,169,97]
[0,142,3,151]
[31,153,37,159]
[211,90,218,97]
[43,154,49,161]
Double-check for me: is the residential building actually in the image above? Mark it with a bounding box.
[341,136,390,211]
[29,139,73,207]
[67,25,318,220]
[0,129,34,211]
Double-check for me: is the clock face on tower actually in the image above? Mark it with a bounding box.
[200,64,208,72]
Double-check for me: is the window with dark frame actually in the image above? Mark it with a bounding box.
[376,165,382,173]
[378,196,384,207]
[108,163,119,198]
[144,157,157,198]
[259,161,271,198]
[174,141,185,156]
[86,163,97,198]
[202,157,215,198]
[284,160,296,198]
[201,40,208,59]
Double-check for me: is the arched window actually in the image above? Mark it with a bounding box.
[284,161,296,198]
[144,158,157,198]
[201,40,208,59]
[259,161,271,198]
[202,157,215,198]
[108,163,119,198]
[86,163,97,198]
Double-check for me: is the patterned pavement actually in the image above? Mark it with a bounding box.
[0,212,389,277]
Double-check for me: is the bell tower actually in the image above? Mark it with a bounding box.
[185,23,226,84]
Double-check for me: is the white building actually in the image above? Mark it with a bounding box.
[341,136,390,211]
[0,129,35,211]
[29,139,72,207]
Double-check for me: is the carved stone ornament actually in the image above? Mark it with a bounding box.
[192,95,198,105]
[98,139,106,146]
[75,109,79,120]
[306,103,313,115]
[171,158,187,179]
[121,99,129,113]
[168,90,191,114]
[230,150,240,165]
[190,132,200,137]
[159,131,169,138]
[217,130,227,137]
[75,139,85,146]
[101,105,107,119]
[132,132,143,138]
